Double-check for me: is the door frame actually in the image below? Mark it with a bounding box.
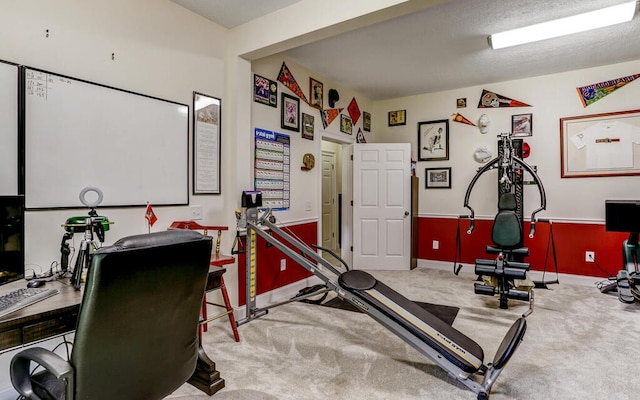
[317,132,354,266]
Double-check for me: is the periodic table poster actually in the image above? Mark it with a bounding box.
[254,128,290,209]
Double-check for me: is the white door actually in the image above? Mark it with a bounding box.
[321,150,337,251]
[352,143,411,270]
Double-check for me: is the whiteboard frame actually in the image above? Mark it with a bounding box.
[22,66,189,209]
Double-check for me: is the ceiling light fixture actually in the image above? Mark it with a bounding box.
[488,1,638,49]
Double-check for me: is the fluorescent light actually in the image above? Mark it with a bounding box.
[489,1,638,49]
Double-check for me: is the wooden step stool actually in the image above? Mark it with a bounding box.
[169,221,240,342]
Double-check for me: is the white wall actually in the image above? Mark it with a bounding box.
[0,0,228,272]
[374,59,640,221]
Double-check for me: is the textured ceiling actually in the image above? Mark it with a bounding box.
[174,0,640,100]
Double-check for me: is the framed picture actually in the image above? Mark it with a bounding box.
[309,77,323,110]
[560,109,640,178]
[302,112,314,140]
[193,92,221,194]
[340,114,353,134]
[512,113,532,136]
[425,167,451,189]
[388,109,406,126]
[363,111,371,132]
[254,74,277,107]
[456,98,467,108]
[418,119,449,161]
[281,93,300,132]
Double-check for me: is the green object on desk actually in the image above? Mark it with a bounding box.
[62,215,111,233]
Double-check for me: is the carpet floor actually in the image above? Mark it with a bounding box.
[168,266,640,400]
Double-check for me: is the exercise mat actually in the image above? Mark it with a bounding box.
[319,297,459,326]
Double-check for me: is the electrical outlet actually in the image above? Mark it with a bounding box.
[280,259,286,271]
[190,205,202,220]
[432,240,439,250]
[585,251,595,262]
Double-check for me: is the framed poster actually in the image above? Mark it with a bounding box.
[340,114,353,134]
[560,109,640,178]
[281,93,300,132]
[363,111,371,132]
[388,109,406,126]
[254,74,277,107]
[418,119,449,161]
[512,113,532,136]
[193,92,221,194]
[425,167,451,189]
[309,77,323,110]
[302,112,314,140]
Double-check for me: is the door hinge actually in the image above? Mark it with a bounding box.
[350,246,353,252]
[350,200,353,206]
[350,154,353,160]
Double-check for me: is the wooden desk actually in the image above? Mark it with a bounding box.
[0,277,225,395]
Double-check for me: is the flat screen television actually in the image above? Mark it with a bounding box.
[605,200,640,233]
[0,195,24,284]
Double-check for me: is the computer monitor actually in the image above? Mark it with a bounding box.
[0,195,24,285]
[605,200,640,233]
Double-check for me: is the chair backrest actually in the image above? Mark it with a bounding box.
[491,193,523,250]
[70,230,212,400]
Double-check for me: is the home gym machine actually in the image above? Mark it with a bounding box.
[601,200,640,303]
[235,190,528,399]
[461,132,547,309]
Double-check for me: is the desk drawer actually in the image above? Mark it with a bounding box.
[23,312,78,345]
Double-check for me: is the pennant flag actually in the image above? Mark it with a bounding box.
[277,62,308,104]
[577,73,640,107]
[320,108,343,129]
[356,128,367,143]
[477,89,530,108]
[347,97,361,125]
[451,112,476,126]
[145,202,157,227]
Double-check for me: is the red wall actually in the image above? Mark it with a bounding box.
[236,221,317,306]
[419,217,628,278]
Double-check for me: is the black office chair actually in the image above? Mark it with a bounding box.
[474,192,532,309]
[10,230,212,400]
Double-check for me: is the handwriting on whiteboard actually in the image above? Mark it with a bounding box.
[25,69,72,100]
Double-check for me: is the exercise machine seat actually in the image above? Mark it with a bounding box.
[10,230,212,400]
[487,193,528,255]
[475,193,532,309]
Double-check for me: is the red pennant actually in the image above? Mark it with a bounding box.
[347,97,361,125]
[320,108,343,129]
[277,62,308,104]
[451,112,476,126]
[478,89,530,108]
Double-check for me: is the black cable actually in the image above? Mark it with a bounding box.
[453,216,464,275]
[588,253,616,278]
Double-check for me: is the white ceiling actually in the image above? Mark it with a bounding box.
[171,0,301,29]
[174,0,640,100]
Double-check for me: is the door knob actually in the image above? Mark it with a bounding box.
[404,211,410,216]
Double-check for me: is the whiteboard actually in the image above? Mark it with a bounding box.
[0,61,18,195]
[24,67,189,209]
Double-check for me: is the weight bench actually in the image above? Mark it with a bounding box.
[339,270,527,400]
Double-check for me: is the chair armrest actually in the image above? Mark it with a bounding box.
[10,347,74,400]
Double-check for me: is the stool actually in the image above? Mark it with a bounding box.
[169,221,239,342]
[201,265,240,342]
